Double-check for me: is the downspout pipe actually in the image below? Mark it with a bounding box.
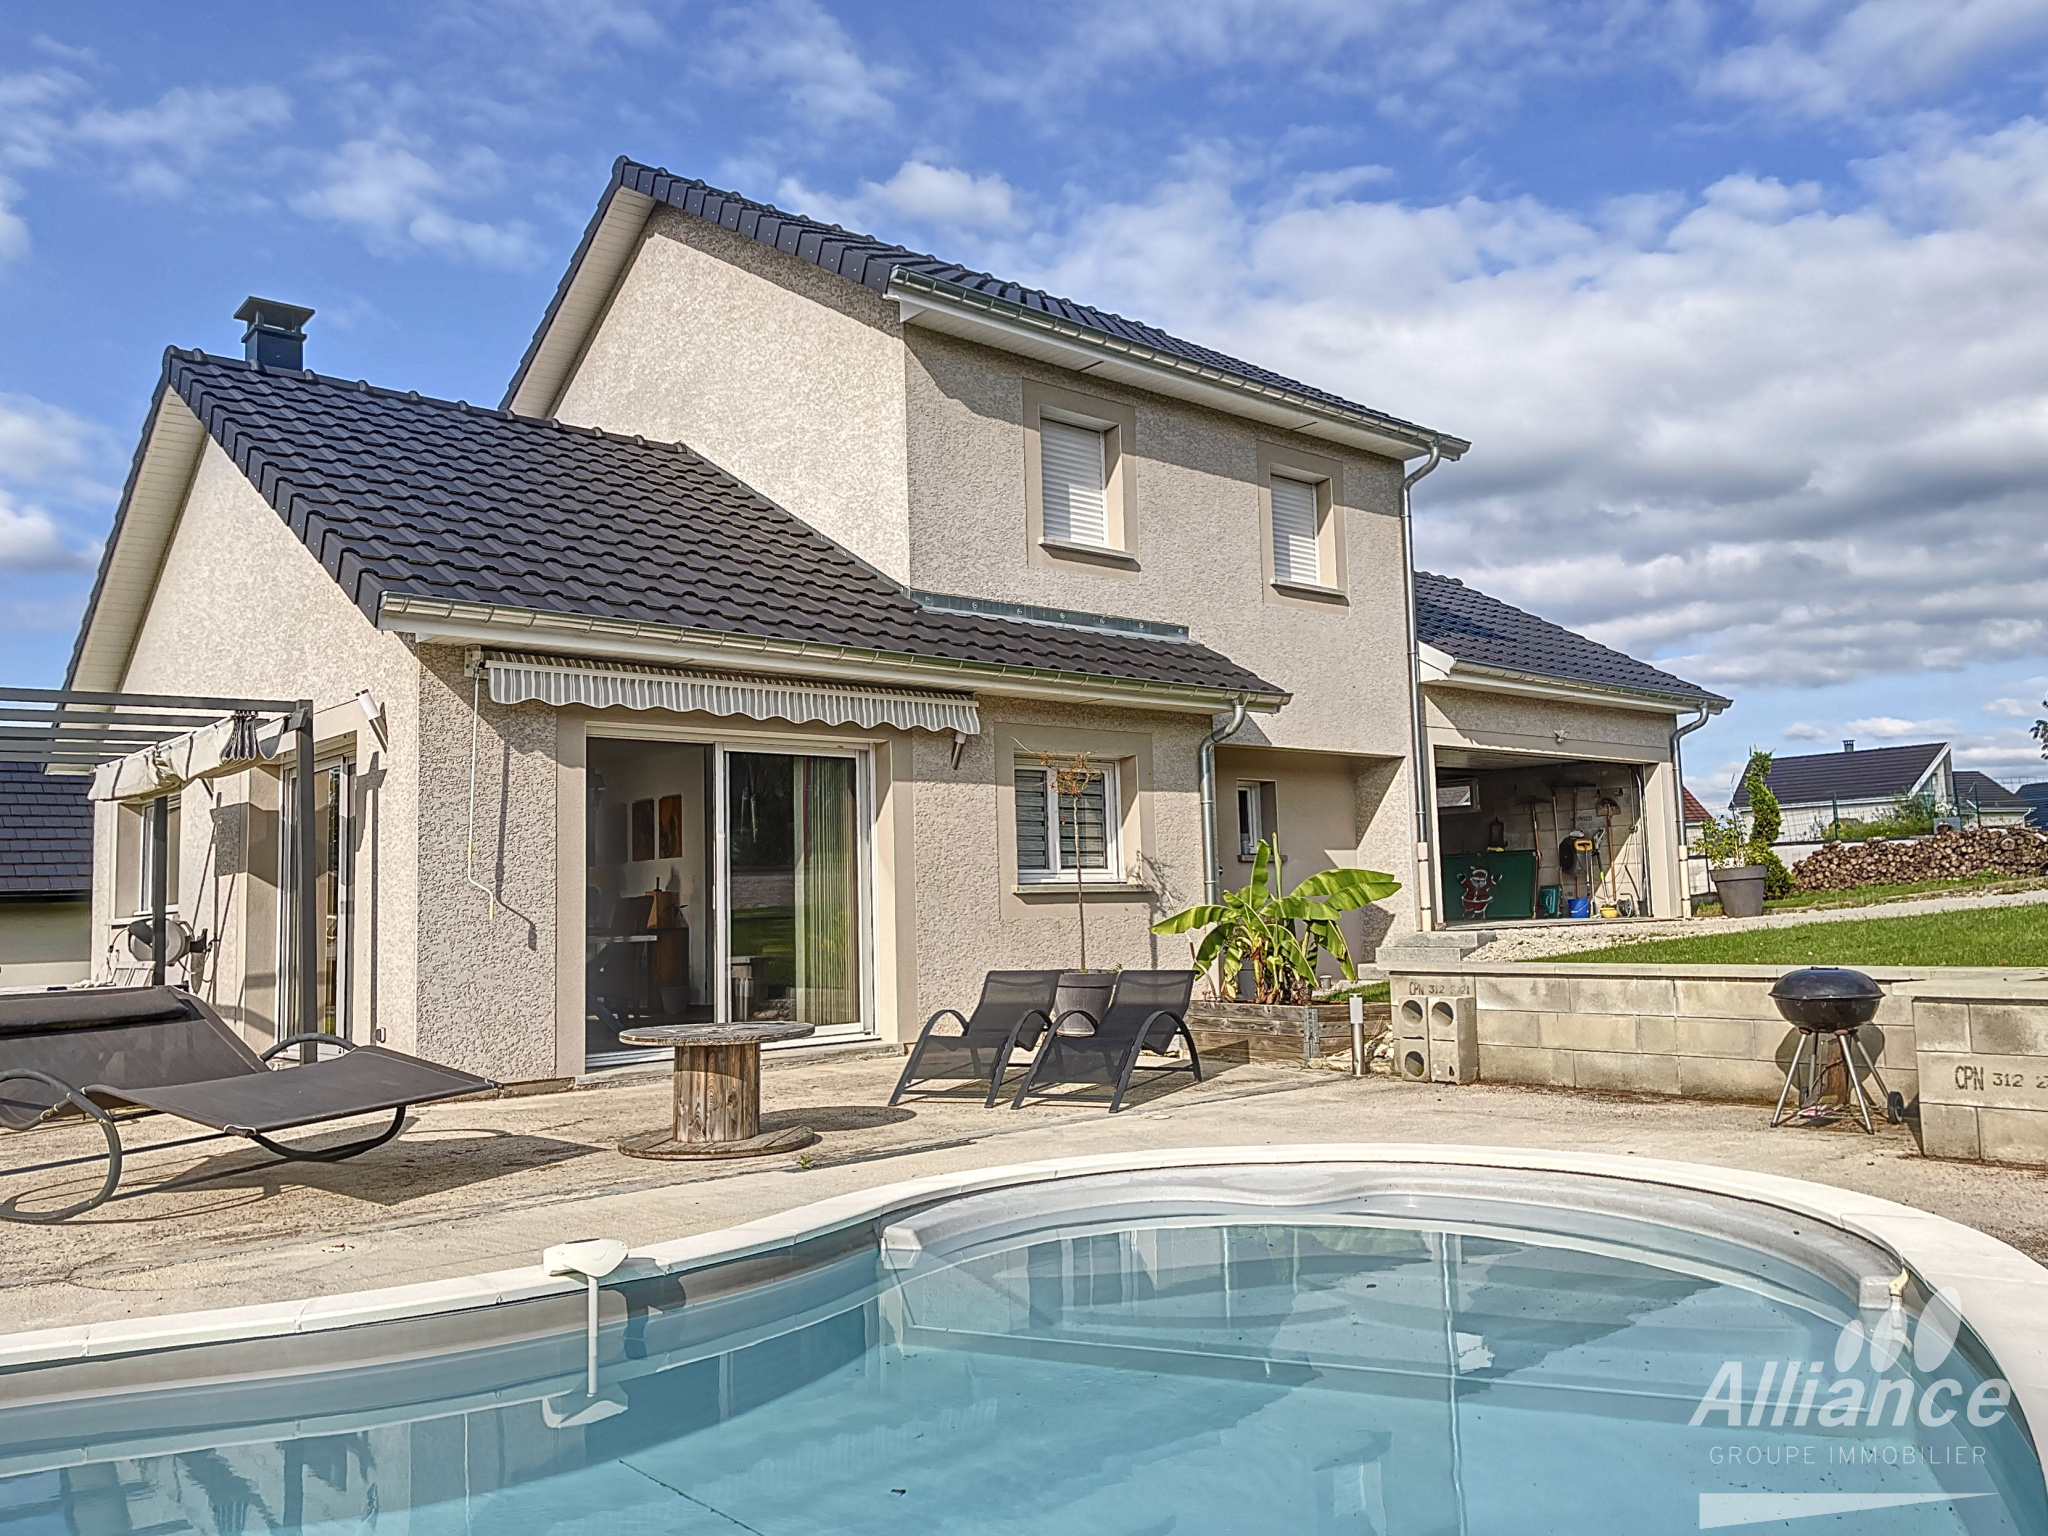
[1400,438,1445,931]
[1199,697,1250,903]
[1670,704,1713,918]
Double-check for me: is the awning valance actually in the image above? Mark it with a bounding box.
[89,712,289,802]
[483,652,980,736]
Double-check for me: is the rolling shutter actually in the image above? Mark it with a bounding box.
[1040,418,1109,546]
[1270,476,1321,585]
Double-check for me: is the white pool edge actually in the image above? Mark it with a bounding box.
[5,1143,2045,1452]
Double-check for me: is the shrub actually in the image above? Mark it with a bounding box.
[1740,750,1794,899]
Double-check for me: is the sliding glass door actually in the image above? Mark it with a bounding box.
[724,751,863,1030]
[279,758,352,1039]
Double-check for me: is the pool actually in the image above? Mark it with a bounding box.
[1,1154,2042,1534]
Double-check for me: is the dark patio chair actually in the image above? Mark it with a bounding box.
[1009,969,1202,1113]
[0,986,494,1222]
[889,970,1065,1107]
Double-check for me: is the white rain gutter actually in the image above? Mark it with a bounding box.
[1199,697,1251,904]
[1400,439,1445,930]
[1671,704,1715,918]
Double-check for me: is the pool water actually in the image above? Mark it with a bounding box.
[1,1168,2041,1535]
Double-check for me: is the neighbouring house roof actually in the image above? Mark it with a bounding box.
[1951,770,2032,811]
[2018,783,2048,829]
[1415,572,1727,709]
[68,351,1285,707]
[1683,788,1711,824]
[502,159,1468,463]
[1730,742,1948,810]
[0,763,93,899]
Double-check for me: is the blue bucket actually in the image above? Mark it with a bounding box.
[1567,897,1592,919]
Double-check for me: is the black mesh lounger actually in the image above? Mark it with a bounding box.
[889,970,1065,1108]
[0,986,495,1222]
[1009,969,1202,1113]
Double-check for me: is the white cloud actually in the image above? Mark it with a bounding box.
[71,84,290,195]
[0,177,26,264]
[705,0,901,125]
[0,492,94,574]
[1703,0,2048,120]
[1846,715,1950,738]
[781,160,1024,236]
[0,392,98,482]
[1782,722,1830,740]
[291,133,541,268]
[1983,695,2045,716]
[931,120,2048,695]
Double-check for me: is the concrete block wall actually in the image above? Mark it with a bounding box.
[1914,991,2048,1166]
[1383,963,1981,1106]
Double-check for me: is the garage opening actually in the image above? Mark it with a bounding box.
[1434,752,1655,923]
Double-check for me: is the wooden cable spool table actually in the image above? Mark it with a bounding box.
[615,1021,817,1158]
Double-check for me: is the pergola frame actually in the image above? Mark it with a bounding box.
[0,686,317,1038]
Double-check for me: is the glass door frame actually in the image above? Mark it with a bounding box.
[583,721,878,1046]
[712,738,875,1039]
[278,755,355,1041]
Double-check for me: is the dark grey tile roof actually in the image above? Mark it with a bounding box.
[503,159,1463,455]
[1731,742,1946,809]
[1416,571,1724,707]
[2017,783,2048,829]
[0,762,93,898]
[148,352,1281,700]
[1951,770,2031,811]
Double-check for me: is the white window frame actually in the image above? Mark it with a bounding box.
[1015,758,1124,885]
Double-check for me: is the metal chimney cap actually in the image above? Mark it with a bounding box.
[234,296,315,332]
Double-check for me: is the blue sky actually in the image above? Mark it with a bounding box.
[6,0,2048,804]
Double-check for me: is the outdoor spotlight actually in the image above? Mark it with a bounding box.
[356,689,390,751]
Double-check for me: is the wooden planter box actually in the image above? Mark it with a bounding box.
[1182,1000,1392,1068]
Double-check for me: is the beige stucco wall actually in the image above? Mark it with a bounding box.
[901,328,1415,760]
[1215,745,1411,961]
[108,439,426,1054]
[0,901,91,986]
[912,698,1211,1027]
[550,207,913,582]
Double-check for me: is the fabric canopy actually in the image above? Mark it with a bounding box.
[484,652,980,735]
[89,711,288,802]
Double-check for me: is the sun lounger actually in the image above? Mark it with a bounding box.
[889,970,1065,1107]
[1009,969,1201,1113]
[0,986,494,1221]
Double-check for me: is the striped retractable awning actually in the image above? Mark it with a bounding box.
[483,652,980,735]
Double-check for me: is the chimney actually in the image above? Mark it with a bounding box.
[1843,740,1855,752]
[234,296,315,370]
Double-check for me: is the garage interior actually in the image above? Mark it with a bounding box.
[1433,749,1657,924]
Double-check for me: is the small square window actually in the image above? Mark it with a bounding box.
[1016,760,1122,883]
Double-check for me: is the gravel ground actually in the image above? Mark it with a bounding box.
[1465,884,2048,962]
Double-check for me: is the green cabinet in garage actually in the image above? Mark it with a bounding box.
[1442,850,1537,923]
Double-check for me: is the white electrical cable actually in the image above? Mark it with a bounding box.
[466,669,495,920]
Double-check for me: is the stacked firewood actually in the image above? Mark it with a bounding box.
[1792,825,2048,892]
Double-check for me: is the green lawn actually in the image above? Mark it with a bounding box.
[1541,903,2048,967]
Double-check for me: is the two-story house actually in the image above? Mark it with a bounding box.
[67,160,1724,1082]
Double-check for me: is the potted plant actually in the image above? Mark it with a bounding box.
[1695,811,1765,917]
[1697,751,1791,917]
[1148,842,1400,1062]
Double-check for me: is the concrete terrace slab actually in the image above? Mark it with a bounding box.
[2,1050,2045,1338]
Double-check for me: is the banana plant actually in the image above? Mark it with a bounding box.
[1150,840,1401,1003]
